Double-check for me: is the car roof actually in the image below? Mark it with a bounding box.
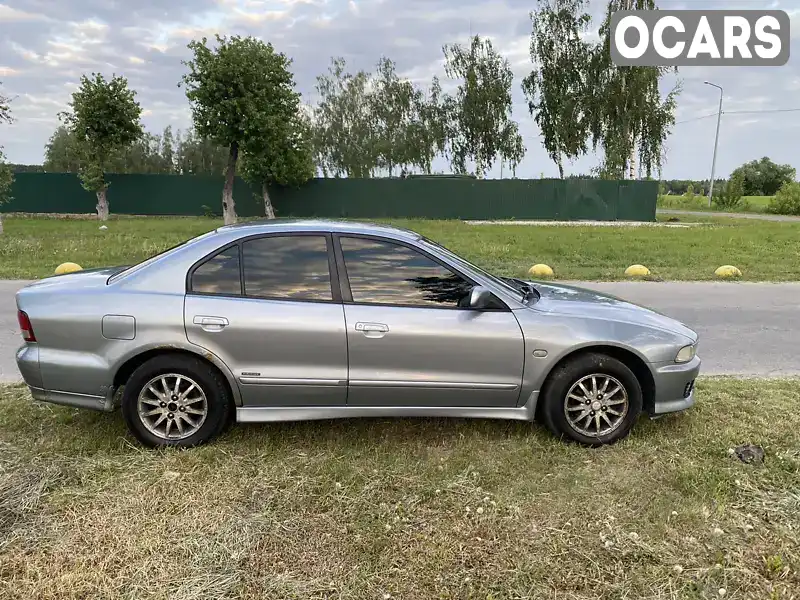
[216,218,423,241]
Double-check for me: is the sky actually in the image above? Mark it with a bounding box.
[0,0,798,180]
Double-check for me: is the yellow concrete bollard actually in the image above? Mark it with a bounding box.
[55,262,83,275]
[714,265,742,278]
[624,264,651,277]
[528,264,554,278]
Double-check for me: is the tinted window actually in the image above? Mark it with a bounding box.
[243,235,332,301]
[340,237,474,308]
[191,247,241,295]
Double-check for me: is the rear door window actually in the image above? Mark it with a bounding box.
[242,235,333,302]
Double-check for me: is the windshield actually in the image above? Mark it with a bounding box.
[419,237,525,301]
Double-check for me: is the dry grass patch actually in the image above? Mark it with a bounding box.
[0,378,799,599]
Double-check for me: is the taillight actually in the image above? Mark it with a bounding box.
[18,310,36,342]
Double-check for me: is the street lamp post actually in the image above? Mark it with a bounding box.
[704,81,723,208]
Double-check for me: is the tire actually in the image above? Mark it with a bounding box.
[121,353,232,448]
[539,352,643,446]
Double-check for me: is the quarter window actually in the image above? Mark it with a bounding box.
[190,247,242,295]
[340,237,474,308]
[242,235,333,301]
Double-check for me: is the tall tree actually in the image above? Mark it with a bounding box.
[408,76,449,175]
[182,34,298,224]
[241,108,315,218]
[442,35,526,177]
[370,57,418,176]
[161,126,176,173]
[585,0,680,179]
[731,157,796,196]
[522,0,592,178]
[44,126,84,172]
[0,83,13,234]
[59,73,143,220]
[312,57,378,178]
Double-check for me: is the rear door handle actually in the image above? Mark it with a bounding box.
[355,322,389,337]
[193,315,229,332]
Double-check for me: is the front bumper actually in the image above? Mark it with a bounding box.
[649,354,701,416]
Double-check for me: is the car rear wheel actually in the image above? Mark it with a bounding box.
[121,354,232,448]
[539,352,643,446]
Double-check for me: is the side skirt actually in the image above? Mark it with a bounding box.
[236,391,539,423]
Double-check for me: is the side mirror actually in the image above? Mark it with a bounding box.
[469,286,493,309]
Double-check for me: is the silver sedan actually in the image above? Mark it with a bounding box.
[15,219,700,448]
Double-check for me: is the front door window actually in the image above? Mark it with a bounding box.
[340,236,483,309]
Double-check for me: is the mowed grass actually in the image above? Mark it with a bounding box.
[743,196,775,211]
[1,378,798,599]
[1,214,800,281]
[658,195,775,214]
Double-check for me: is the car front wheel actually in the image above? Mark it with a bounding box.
[539,352,643,446]
[121,354,232,448]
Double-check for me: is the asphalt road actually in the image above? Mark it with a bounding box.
[1,280,798,383]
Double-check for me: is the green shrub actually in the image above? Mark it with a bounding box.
[767,181,800,215]
[713,170,745,210]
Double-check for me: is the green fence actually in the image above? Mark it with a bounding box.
[2,173,658,221]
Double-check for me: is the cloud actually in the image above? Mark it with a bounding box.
[0,3,50,22]
[0,0,798,180]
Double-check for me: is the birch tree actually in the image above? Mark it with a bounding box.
[312,57,378,178]
[585,0,680,178]
[370,57,417,176]
[442,35,525,177]
[522,0,592,178]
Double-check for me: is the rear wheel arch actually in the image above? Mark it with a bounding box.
[112,348,240,408]
[537,345,656,416]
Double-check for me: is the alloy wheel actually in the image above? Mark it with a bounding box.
[563,373,629,438]
[137,373,208,441]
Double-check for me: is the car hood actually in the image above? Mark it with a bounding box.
[527,281,698,342]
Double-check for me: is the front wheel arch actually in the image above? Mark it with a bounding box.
[536,345,656,419]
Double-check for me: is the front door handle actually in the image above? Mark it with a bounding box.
[193,315,229,332]
[355,322,389,338]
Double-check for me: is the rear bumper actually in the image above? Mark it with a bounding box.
[650,355,701,416]
[17,344,113,412]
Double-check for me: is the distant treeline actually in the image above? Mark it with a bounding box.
[11,157,794,200]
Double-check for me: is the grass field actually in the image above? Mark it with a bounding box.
[1,214,800,281]
[658,195,774,213]
[0,378,798,599]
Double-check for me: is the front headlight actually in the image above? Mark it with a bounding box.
[675,344,696,363]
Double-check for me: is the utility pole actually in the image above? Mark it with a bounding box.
[704,81,723,208]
